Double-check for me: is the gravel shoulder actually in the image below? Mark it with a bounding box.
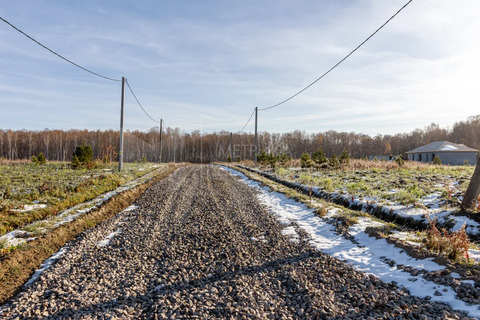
[0,165,472,319]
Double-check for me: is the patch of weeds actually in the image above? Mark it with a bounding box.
[337,213,359,226]
[394,190,418,205]
[374,223,398,236]
[314,206,328,217]
[298,173,314,184]
[83,218,95,229]
[8,265,21,276]
[23,221,50,234]
[319,178,334,192]
[346,181,371,195]
[276,167,289,177]
[0,238,13,255]
[424,217,471,262]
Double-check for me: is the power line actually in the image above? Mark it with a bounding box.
[0,16,121,82]
[125,80,158,123]
[237,108,256,133]
[259,0,413,111]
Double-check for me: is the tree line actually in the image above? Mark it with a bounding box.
[1,115,479,163]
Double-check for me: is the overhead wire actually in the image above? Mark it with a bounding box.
[237,108,256,133]
[125,80,159,123]
[259,0,413,111]
[0,16,121,82]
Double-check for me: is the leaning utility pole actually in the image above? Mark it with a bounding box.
[118,77,126,171]
[159,119,163,163]
[254,106,258,162]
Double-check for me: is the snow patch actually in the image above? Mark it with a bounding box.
[221,166,480,318]
[440,145,458,151]
[23,247,66,288]
[281,226,300,243]
[97,230,121,247]
[10,204,47,212]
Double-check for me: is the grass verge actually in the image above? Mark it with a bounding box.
[0,164,181,305]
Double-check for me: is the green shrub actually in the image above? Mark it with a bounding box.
[433,155,442,165]
[266,153,277,169]
[37,153,46,164]
[257,150,268,165]
[312,148,328,166]
[395,156,405,167]
[339,149,350,166]
[277,153,291,166]
[329,153,339,169]
[31,155,39,164]
[301,152,313,168]
[72,144,93,168]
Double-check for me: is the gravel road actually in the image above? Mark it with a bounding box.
[0,165,472,319]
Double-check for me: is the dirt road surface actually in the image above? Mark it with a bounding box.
[0,165,470,319]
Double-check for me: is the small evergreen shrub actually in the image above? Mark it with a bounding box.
[395,156,405,167]
[72,144,93,168]
[37,153,46,164]
[329,153,339,169]
[433,155,442,165]
[301,152,313,169]
[311,148,328,167]
[277,153,291,167]
[339,149,350,166]
[257,150,268,165]
[31,155,39,164]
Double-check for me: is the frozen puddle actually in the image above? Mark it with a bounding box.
[221,166,480,318]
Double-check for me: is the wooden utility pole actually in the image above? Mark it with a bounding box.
[118,77,126,171]
[254,107,258,162]
[461,154,480,210]
[159,119,163,163]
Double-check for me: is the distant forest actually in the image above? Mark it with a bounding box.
[1,115,479,163]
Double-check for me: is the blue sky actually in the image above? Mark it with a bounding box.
[1,0,480,135]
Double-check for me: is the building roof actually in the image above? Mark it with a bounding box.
[406,141,478,154]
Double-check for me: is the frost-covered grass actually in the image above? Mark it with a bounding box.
[273,161,473,207]
[0,162,161,236]
[244,160,480,236]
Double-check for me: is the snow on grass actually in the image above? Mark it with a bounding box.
[450,216,480,234]
[246,166,480,236]
[221,166,480,318]
[10,204,47,213]
[469,249,480,263]
[0,169,154,251]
